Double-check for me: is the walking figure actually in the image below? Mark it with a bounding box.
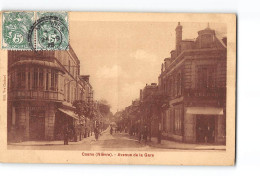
[110,126,113,135]
[143,125,148,145]
[64,127,69,145]
[94,127,99,141]
[138,126,142,143]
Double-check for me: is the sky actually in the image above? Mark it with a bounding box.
[69,19,226,113]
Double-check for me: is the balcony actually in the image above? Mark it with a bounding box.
[184,88,226,99]
[8,89,64,102]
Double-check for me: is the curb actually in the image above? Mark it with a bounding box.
[148,143,226,150]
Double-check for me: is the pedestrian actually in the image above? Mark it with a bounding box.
[64,127,69,145]
[94,127,99,141]
[143,126,148,145]
[138,126,142,143]
[110,126,113,135]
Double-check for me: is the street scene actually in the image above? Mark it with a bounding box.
[8,127,225,151]
[7,21,227,151]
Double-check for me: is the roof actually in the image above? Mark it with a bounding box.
[68,44,80,65]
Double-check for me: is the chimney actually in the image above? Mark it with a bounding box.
[164,58,171,69]
[170,50,176,60]
[140,89,143,100]
[175,22,182,56]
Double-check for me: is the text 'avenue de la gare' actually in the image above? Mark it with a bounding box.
[82,152,154,158]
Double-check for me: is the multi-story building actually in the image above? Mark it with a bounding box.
[140,83,159,137]
[158,23,227,144]
[7,46,94,141]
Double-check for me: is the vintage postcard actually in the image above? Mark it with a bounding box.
[0,12,236,165]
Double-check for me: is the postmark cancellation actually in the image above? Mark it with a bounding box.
[2,11,69,50]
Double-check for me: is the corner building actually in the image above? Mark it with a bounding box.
[159,23,227,144]
[7,47,92,141]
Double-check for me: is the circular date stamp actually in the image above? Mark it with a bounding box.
[28,15,69,50]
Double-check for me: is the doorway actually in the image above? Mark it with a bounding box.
[29,110,45,140]
[196,115,216,143]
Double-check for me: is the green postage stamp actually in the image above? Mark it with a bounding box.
[2,11,69,50]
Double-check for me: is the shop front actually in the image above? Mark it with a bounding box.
[184,107,226,144]
[54,108,79,141]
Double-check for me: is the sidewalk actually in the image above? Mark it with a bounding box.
[148,137,226,150]
[9,135,95,146]
[9,128,109,146]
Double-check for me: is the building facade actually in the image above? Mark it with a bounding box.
[140,83,159,138]
[159,23,227,144]
[7,47,94,142]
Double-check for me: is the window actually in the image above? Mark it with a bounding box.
[174,76,177,97]
[50,70,58,91]
[17,68,26,89]
[177,72,182,96]
[166,111,171,132]
[39,68,43,89]
[33,68,38,89]
[17,72,21,88]
[51,70,54,90]
[197,65,216,89]
[68,60,71,73]
[74,87,76,101]
[11,72,15,90]
[171,76,175,96]
[46,72,49,90]
[67,82,70,102]
[64,80,66,100]
[72,66,74,77]
[163,112,167,131]
[167,78,172,95]
[170,109,175,132]
[201,34,213,48]
[174,108,182,135]
[21,69,26,89]
[55,72,58,91]
[28,72,30,89]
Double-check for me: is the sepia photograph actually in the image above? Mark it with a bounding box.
[0,12,236,165]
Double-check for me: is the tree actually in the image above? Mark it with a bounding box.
[98,99,111,116]
[149,91,169,143]
[141,91,169,143]
[72,100,90,141]
[73,100,89,120]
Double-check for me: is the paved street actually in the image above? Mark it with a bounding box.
[8,129,156,151]
[8,128,225,151]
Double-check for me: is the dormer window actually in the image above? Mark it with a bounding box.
[201,34,213,48]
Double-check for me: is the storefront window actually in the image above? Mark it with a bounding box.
[174,108,182,135]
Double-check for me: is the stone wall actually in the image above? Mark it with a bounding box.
[45,104,56,140]
[183,112,196,143]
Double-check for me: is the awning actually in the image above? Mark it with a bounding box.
[58,108,79,120]
[186,107,223,115]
